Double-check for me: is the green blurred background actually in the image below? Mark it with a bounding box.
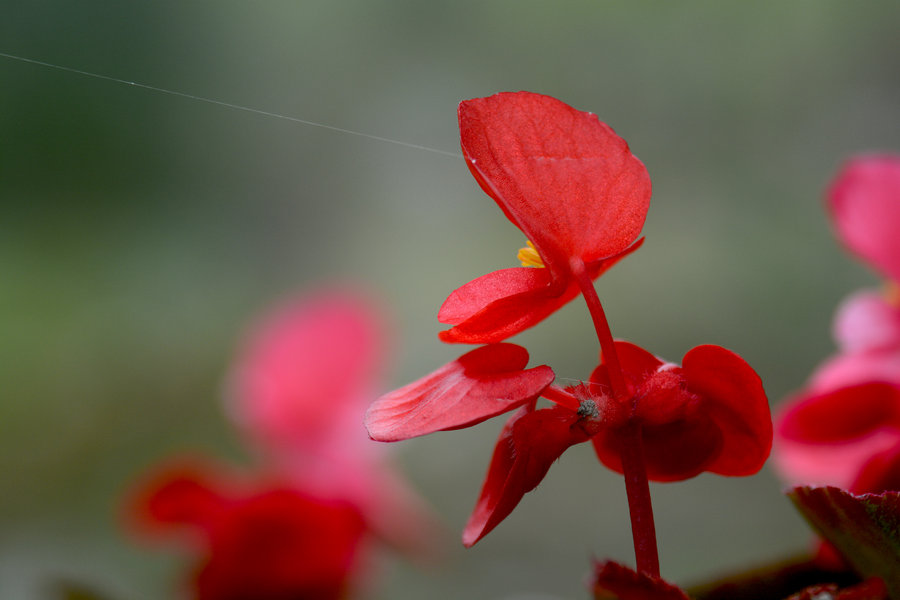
[2,2,900,598]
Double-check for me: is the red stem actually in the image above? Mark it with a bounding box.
[571,258,660,577]
[618,422,660,577]
[569,259,627,400]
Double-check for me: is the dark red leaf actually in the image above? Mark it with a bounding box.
[590,560,689,600]
[788,486,900,598]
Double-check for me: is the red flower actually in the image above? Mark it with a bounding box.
[367,340,770,546]
[129,461,367,600]
[439,91,651,344]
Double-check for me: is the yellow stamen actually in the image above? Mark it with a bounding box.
[885,281,900,307]
[517,240,545,268]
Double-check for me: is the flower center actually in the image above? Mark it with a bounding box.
[517,240,545,268]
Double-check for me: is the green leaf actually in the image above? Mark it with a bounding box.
[788,486,900,599]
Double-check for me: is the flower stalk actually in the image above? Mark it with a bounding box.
[572,257,660,577]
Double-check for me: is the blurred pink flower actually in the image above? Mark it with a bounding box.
[225,289,433,551]
[127,289,436,599]
[775,155,900,494]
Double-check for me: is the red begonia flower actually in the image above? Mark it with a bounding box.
[774,382,900,490]
[440,91,651,344]
[828,155,900,283]
[225,289,435,552]
[590,342,772,482]
[449,341,769,545]
[365,343,555,442]
[129,461,366,600]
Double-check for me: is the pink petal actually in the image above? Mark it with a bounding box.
[438,241,641,344]
[226,289,383,460]
[832,290,900,354]
[681,345,772,477]
[459,92,651,278]
[774,382,900,487]
[462,406,592,547]
[365,344,554,442]
[828,154,900,283]
[810,350,900,392]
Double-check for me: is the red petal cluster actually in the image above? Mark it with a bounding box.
[440,91,651,344]
[368,339,770,545]
[591,343,772,482]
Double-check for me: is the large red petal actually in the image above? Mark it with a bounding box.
[439,241,642,345]
[682,345,772,476]
[592,416,724,482]
[364,344,554,442]
[462,406,592,546]
[828,155,900,283]
[458,92,651,278]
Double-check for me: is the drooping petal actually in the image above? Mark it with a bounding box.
[828,155,900,283]
[365,344,554,442]
[439,241,642,344]
[462,405,593,547]
[774,382,900,488]
[681,345,772,477]
[832,290,900,354]
[458,92,651,279]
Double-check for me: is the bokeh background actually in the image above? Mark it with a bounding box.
[2,2,900,598]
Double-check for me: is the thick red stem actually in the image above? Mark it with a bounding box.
[618,422,660,577]
[571,258,660,577]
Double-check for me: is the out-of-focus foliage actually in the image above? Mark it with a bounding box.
[2,2,899,599]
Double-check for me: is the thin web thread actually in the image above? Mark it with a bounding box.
[0,51,461,159]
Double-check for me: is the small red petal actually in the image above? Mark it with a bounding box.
[439,241,642,344]
[459,92,651,278]
[365,344,554,442]
[462,406,592,546]
[828,155,900,283]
